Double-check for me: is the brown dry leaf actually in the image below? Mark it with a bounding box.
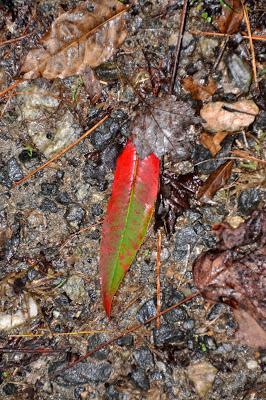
[197,160,233,202]
[132,95,200,159]
[193,210,266,348]
[21,0,127,80]
[200,131,229,156]
[215,0,243,34]
[200,100,259,133]
[182,77,217,101]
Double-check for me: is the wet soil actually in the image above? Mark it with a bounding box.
[0,0,265,399]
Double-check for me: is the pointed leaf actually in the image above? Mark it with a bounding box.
[100,141,160,317]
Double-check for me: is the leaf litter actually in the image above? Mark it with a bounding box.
[21,0,128,80]
[193,209,266,347]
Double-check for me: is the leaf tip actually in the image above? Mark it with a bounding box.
[103,293,113,318]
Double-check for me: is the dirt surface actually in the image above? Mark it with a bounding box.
[0,0,265,399]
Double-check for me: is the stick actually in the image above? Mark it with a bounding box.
[241,2,258,87]
[170,0,189,94]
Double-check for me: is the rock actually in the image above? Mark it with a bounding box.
[40,198,58,213]
[60,361,112,385]
[199,37,218,58]
[65,204,85,229]
[6,157,23,182]
[0,296,38,330]
[133,347,154,370]
[40,182,59,196]
[129,368,150,390]
[227,54,252,93]
[18,149,39,164]
[55,191,72,205]
[163,307,188,324]
[173,226,199,261]
[136,298,156,324]
[100,143,121,171]
[116,335,134,347]
[153,324,185,347]
[63,275,86,303]
[186,361,217,398]
[90,203,103,217]
[87,334,109,360]
[201,100,259,133]
[238,188,261,215]
[3,383,17,396]
[252,111,266,135]
[18,85,81,158]
[90,119,119,150]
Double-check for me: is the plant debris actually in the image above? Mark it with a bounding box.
[197,160,233,202]
[215,0,243,34]
[132,95,200,159]
[182,76,217,101]
[193,209,266,347]
[200,99,259,133]
[21,0,127,80]
[199,131,229,157]
[155,170,202,236]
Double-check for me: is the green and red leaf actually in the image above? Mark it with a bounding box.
[99,140,160,317]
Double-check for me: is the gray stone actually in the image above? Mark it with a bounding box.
[61,361,112,385]
[227,54,252,93]
[65,204,85,229]
[6,158,23,182]
[130,368,150,390]
[133,347,154,370]
[238,189,261,215]
[136,299,156,324]
[153,324,185,347]
[40,198,58,213]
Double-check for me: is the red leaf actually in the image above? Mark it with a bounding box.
[99,141,160,317]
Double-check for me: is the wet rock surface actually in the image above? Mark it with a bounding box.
[0,0,265,399]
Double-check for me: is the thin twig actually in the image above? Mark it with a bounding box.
[13,115,109,187]
[230,150,266,165]
[170,0,189,94]
[0,33,32,48]
[212,37,229,71]
[54,291,200,375]
[190,30,266,42]
[9,330,111,338]
[156,230,162,328]
[0,79,22,98]
[241,1,258,87]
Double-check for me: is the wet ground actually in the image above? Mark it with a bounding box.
[0,0,265,399]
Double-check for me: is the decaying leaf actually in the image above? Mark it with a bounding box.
[201,100,259,133]
[182,77,217,101]
[155,171,202,236]
[132,95,200,159]
[21,0,127,80]
[193,210,266,347]
[100,141,160,317]
[215,0,243,34]
[197,161,233,202]
[200,131,229,157]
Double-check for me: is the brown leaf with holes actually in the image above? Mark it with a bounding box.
[200,131,229,157]
[197,161,233,202]
[21,0,127,80]
[215,0,243,34]
[182,77,217,101]
[193,210,266,348]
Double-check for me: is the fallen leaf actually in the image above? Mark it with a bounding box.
[200,131,229,157]
[200,100,259,133]
[187,361,217,399]
[193,210,266,347]
[155,170,202,236]
[182,76,217,101]
[197,161,233,202]
[215,0,243,34]
[21,0,127,80]
[99,141,160,317]
[132,95,200,159]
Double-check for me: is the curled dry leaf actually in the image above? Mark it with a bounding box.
[193,210,266,347]
[21,0,127,80]
[215,0,243,34]
[201,100,259,133]
[197,160,233,202]
[182,77,217,101]
[132,95,200,159]
[200,131,229,157]
[155,170,202,236]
